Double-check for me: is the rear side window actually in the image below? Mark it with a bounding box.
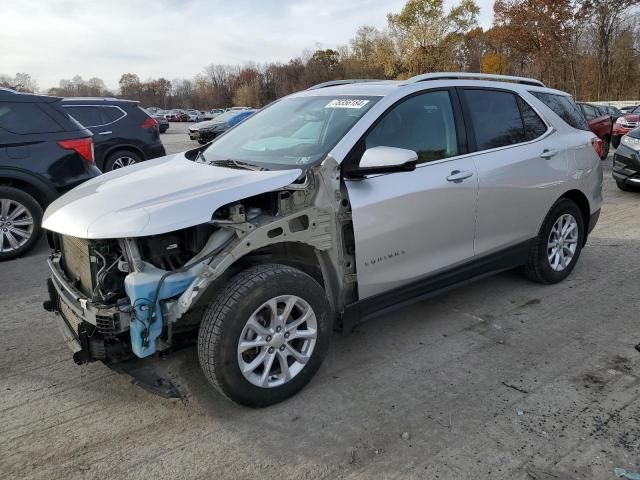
[581,104,599,121]
[516,97,548,141]
[100,106,126,123]
[0,102,64,134]
[463,89,526,150]
[530,91,589,131]
[63,105,125,127]
[63,106,103,127]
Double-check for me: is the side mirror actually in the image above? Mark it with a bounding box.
[346,146,418,178]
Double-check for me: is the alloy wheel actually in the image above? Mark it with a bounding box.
[237,295,317,388]
[0,199,34,253]
[547,213,579,272]
[112,156,137,169]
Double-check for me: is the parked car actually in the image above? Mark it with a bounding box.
[611,105,640,149]
[599,105,623,123]
[202,108,224,120]
[153,114,170,133]
[578,102,612,158]
[0,88,100,260]
[188,109,255,144]
[187,110,204,122]
[612,126,640,191]
[42,73,602,406]
[62,98,166,171]
[620,105,638,114]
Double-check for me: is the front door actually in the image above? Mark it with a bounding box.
[345,89,478,299]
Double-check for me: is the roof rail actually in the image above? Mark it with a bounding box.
[306,79,387,90]
[405,72,545,88]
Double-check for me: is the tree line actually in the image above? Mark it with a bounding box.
[2,0,638,109]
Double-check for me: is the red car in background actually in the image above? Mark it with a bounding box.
[612,105,640,148]
[578,102,612,159]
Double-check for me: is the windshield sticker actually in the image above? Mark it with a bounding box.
[325,99,370,109]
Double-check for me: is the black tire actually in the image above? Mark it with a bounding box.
[523,198,584,284]
[616,180,635,192]
[602,137,610,159]
[0,186,43,261]
[198,264,331,407]
[104,150,143,171]
[611,135,621,149]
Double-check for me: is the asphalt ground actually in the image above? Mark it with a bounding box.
[1,122,639,479]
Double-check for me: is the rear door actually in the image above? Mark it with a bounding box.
[345,89,478,299]
[460,88,567,257]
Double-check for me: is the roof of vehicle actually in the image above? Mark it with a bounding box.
[61,97,139,105]
[292,73,571,99]
[0,88,61,103]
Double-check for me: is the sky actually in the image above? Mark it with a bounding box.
[1,0,495,92]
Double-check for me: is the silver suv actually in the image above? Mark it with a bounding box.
[43,73,603,406]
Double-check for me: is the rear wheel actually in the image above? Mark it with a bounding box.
[0,186,43,261]
[523,198,584,284]
[612,135,621,149]
[104,150,142,171]
[198,264,331,407]
[602,136,610,158]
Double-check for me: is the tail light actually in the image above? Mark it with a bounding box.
[591,137,605,159]
[58,138,94,164]
[141,117,158,129]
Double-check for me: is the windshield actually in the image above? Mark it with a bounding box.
[632,106,640,114]
[199,95,379,168]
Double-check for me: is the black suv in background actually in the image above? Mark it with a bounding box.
[0,88,100,260]
[61,98,166,171]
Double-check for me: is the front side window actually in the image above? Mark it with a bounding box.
[529,91,590,131]
[364,90,458,164]
[463,89,527,150]
[200,96,378,169]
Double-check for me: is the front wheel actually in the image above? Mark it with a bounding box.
[523,198,584,284]
[198,264,331,407]
[616,180,636,192]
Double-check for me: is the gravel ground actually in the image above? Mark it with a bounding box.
[1,122,639,479]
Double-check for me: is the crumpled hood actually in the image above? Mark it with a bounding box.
[43,153,302,239]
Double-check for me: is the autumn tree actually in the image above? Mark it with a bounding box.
[387,0,480,76]
[579,0,637,99]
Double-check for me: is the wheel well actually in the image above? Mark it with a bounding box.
[191,242,327,312]
[242,242,325,288]
[560,189,590,242]
[0,177,50,209]
[105,145,145,161]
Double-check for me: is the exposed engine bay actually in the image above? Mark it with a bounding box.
[45,161,357,365]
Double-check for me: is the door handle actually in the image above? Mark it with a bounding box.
[98,131,112,135]
[446,170,474,182]
[540,149,557,159]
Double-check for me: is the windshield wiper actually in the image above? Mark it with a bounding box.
[208,159,268,171]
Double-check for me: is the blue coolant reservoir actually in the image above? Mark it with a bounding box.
[124,264,202,358]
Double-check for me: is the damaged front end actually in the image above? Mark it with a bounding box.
[44,158,356,368]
